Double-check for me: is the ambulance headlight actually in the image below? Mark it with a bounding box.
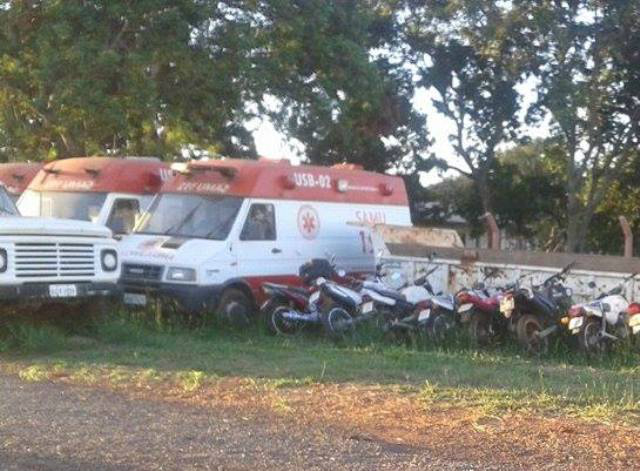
[167,267,196,282]
[0,249,7,273]
[100,249,118,272]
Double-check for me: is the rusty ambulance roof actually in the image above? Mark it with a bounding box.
[162,158,409,206]
[28,157,171,194]
[0,162,44,195]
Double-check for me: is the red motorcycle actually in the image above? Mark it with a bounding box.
[457,286,506,346]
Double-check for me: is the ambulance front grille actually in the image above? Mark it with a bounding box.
[122,263,164,282]
[14,242,96,278]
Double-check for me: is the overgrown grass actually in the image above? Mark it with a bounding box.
[1,313,639,423]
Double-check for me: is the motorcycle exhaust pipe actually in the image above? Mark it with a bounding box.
[282,311,319,322]
[536,325,558,339]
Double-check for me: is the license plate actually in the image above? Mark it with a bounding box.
[500,297,514,314]
[568,316,584,331]
[124,292,147,306]
[629,314,640,327]
[458,303,473,313]
[49,284,77,298]
[361,301,374,314]
[418,309,431,321]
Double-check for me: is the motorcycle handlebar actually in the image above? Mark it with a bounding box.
[543,261,576,286]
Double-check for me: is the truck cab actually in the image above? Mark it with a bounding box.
[18,157,170,236]
[0,162,44,202]
[0,184,121,310]
[119,158,412,322]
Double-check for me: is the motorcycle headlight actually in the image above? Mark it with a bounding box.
[0,248,6,273]
[100,249,118,272]
[167,267,196,282]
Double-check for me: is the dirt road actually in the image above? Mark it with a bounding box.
[0,374,501,471]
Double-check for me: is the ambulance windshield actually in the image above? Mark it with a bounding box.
[19,190,107,222]
[0,186,18,216]
[136,193,243,240]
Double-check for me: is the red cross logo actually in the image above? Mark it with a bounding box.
[298,205,320,239]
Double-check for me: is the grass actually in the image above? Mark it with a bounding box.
[1,313,639,424]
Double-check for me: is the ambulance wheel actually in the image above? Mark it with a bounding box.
[218,288,253,327]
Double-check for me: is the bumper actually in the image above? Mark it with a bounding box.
[0,281,121,305]
[120,280,222,313]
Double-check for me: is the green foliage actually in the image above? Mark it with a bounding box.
[0,1,263,160]
[254,1,428,172]
[0,1,426,172]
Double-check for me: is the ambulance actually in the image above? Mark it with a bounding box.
[18,157,171,236]
[119,158,412,321]
[0,162,44,201]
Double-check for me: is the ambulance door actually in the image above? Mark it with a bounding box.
[103,194,144,235]
[235,201,289,283]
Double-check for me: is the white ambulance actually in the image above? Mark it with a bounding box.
[0,183,121,312]
[119,158,412,320]
[18,157,170,236]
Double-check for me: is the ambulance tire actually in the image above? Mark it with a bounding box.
[218,288,253,327]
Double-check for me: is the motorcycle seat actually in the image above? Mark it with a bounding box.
[363,283,406,302]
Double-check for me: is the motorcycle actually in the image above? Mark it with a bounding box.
[456,268,506,346]
[317,275,367,340]
[564,273,637,354]
[499,262,575,354]
[361,267,437,343]
[260,258,335,335]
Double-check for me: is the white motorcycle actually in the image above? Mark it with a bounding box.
[566,274,637,354]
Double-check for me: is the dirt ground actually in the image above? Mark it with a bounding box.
[1,371,638,471]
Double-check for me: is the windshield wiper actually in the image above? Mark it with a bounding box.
[163,201,204,236]
[202,212,238,240]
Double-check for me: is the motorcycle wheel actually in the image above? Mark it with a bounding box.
[469,312,494,347]
[515,314,549,355]
[265,303,302,336]
[322,305,355,341]
[429,311,455,342]
[578,317,607,355]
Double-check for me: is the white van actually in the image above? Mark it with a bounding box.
[18,157,171,236]
[0,184,120,312]
[118,159,412,320]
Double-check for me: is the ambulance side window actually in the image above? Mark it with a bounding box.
[106,198,141,235]
[240,203,276,241]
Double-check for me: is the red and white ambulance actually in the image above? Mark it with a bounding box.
[119,158,412,319]
[18,157,171,235]
[0,162,44,202]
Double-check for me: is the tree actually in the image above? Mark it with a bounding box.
[418,139,566,250]
[516,0,640,252]
[402,1,522,215]
[0,1,427,174]
[0,1,261,161]
[253,0,428,173]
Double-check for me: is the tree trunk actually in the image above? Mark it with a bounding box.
[475,170,493,215]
